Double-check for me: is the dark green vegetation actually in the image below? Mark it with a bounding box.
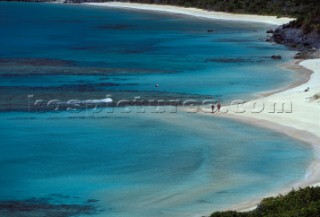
[210,186,320,217]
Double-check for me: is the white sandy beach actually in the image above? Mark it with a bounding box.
[84,2,294,25]
[85,1,320,214]
[224,59,320,140]
[218,59,320,211]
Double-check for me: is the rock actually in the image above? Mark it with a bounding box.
[294,50,320,59]
[271,55,282,60]
[294,52,303,59]
[266,29,274,34]
[271,24,320,50]
[207,29,214,33]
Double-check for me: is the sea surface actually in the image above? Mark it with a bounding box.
[0,2,313,217]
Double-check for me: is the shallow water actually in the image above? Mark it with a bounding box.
[0,111,312,217]
[0,2,313,217]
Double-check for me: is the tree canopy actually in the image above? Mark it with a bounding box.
[210,187,320,217]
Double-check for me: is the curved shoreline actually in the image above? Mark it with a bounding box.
[216,59,320,212]
[83,2,319,215]
[257,60,313,98]
[83,2,294,25]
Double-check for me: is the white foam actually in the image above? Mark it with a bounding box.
[83,98,113,104]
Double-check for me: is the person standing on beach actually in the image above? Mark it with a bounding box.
[211,104,215,113]
[217,102,221,112]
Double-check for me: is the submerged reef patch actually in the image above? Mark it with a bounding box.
[0,197,99,217]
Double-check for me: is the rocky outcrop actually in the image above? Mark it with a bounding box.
[271,24,320,51]
[294,50,320,59]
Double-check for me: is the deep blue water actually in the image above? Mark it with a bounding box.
[0,2,313,217]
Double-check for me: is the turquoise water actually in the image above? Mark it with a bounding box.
[0,111,312,217]
[0,2,313,217]
[0,2,301,110]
